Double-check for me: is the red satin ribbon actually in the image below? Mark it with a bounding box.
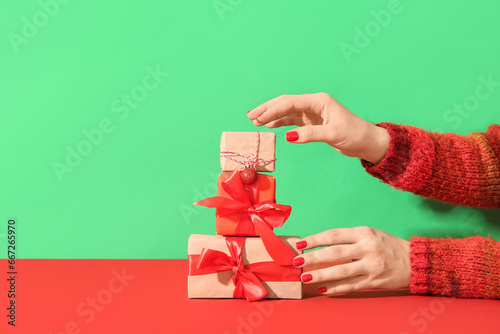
[194,171,296,265]
[188,237,301,302]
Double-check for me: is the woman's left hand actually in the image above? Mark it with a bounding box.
[294,226,411,294]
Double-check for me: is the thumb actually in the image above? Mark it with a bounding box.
[285,125,332,144]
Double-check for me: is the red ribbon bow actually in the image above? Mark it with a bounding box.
[194,171,295,265]
[188,237,301,301]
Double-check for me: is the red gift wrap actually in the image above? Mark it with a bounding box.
[194,171,295,265]
[215,172,276,236]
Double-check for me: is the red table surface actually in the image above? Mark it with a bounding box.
[1,259,498,334]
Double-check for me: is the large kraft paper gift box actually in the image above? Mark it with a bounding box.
[188,234,303,300]
[220,132,276,172]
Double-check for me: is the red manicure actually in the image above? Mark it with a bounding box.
[296,241,307,250]
[247,110,252,114]
[292,257,304,267]
[301,274,313,283]
[318,287,327,294]
[286,131,299,142]
[258,113,264,118]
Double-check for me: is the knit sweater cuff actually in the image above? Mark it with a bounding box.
[409,236,500,299]
[361,122,436,193]
[409,237,433,295]
[360,122,407,180]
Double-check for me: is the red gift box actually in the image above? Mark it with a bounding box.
[194,171,295,265]
[215,172,276,236]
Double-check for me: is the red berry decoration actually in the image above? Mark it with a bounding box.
[240,166,258,185]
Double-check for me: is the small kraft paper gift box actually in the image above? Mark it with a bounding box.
[188,234,302,301]
[220,132,276,172]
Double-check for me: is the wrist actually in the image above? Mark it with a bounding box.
[358,124,390,164]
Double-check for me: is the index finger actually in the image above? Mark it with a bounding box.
[248,94,316,123]
[247,95,290,120]
[297,228,362,251]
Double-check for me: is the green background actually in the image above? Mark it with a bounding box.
[1,0,499,259]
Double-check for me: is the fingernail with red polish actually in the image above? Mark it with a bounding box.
[318,287,327,294]
[292,257,304,267]
[247,110,252,114]
[301,274,313,283]
[296,241,307,250]
[258,113,264,118]
[286,131,299,142]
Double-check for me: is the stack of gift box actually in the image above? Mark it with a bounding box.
[187,131,303,301]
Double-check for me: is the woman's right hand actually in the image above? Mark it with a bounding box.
[247,93,390,164]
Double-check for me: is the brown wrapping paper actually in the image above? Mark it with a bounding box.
[220,132,276,172]
[188,234,302,299]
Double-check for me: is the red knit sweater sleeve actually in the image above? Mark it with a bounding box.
[361,123,500,298]
[361,123,500,208]
[410,236,500,298]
